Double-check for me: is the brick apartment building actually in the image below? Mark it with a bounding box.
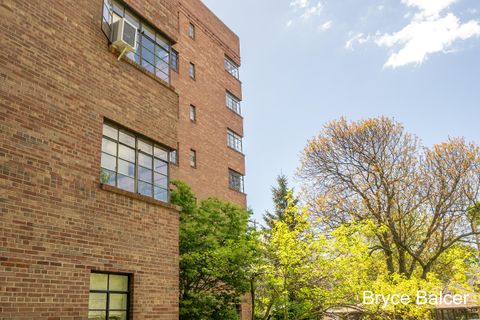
[171,0,246,208]
[0,0,246,319]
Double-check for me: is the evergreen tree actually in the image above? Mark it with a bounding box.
[263,174,298,230]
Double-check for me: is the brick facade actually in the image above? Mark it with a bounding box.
[171,0,246,208]
[171,2,249,319]
[0,0,246,318]
[0,0,180,319]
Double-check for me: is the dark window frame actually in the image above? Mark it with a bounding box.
[229,169,244,193]
[189,62,196,80]
[189,149,197,168]
[89,271,131,320]
[170,149,178,166]
[100,121,171,203]
[188,23,195,39]
[171,49,179,73]
[101,0,173,84]
[189,105,197,123]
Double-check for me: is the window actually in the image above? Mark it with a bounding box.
[89,272,130,320]
[170,150,178,165]
[224,55,239,79]
[189,105,196,122]
[188,23,195,39]
[227,129,243,153]
[100,122,170,202]
[171,49,179,72]
[189,149,197,168]
[189,63,196,80]
[229,169,244,192]
[226,91,241,115]
[102,0,173,83]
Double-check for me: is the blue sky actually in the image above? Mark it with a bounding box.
[203,0,480,224]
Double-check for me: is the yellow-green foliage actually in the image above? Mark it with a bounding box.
[255,197,480,320]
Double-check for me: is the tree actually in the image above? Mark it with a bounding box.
[254,197,476,320]
[255,197,332,320]
[264,174,298,230]
[171,181,259,320]
[299,117,480,279]
[467,203,480,258]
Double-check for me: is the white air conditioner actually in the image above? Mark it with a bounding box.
[111,18,137,60]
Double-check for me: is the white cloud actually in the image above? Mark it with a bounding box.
[286,20,294,28]
[320,20,333,31]
[301,1,323,20]
[345,33,370,50]
[401,0,458,18]
[376,13,480,68]
[289,0,324,23]
[290,0,310,10]
[347,0,480,68]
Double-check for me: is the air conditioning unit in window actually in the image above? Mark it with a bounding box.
[111,18,137,60]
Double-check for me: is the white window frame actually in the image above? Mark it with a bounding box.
[226,91,241,115]
[227,129,243,153]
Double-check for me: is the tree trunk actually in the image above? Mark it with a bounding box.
[262,301,274,320]
[398,248,407,276]
[250,277,255,320]
[421,264,431,279]
[385,249,396,274]
[284,276,288,320]
[472,220,480,260]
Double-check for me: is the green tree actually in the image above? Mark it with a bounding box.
[263,174,298,230]
[467,203,480,258]
[255,197,331,320]
[171,181,259,320]
[255,197,478,320]
[300,117,480,279]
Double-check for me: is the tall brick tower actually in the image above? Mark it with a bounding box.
[171,1,246,208]
[171,1,249,318]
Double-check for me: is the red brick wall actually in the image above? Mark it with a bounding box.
[124,0,179,42]
[171,0,246,207]
[0,0,179,319]
[170,2,250,318]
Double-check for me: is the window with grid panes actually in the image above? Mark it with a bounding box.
[102,0,172,83]
[100,122,170,202]
[227,129,243,153]
[224,55,239,79]
[229,169,244,192]
[89,272,130,320]
[225,91,241,115]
